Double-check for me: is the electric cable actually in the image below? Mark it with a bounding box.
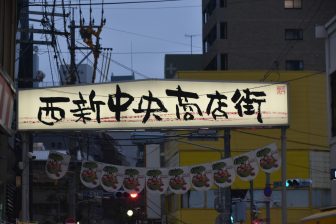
[27,0,190,7]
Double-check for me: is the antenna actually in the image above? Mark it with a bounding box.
[185,34,199,54]
[131,41,134,76]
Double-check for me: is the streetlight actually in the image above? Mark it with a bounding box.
[127,209,134,217]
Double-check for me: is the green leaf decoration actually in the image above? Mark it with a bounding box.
[234,156,249,165]
[147,169,162,177]
[125,168,139,176]
[49,153,63,161]
[256,147,271,157]
[168,168,184,176]
[103,166,118,173]
[83,161,98,169]
[191,166,205,174]
[212,162,226,170]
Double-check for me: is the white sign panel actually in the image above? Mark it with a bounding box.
[18,80,288,131]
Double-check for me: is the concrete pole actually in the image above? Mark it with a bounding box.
[281,127,287,224]
[265,173,271,224]
[222,128,231,224]
[250,181,254,223]
[21,132,30,222]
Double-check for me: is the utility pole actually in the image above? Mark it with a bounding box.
[68,8,77,85]
[185,34,198,54]
[21,133,30,222]
[281,127,287,224]
[265,173,271,224]
[250,181,255,223]
[221,128,231,224]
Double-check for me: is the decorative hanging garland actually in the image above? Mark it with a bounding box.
[45,143,280,194]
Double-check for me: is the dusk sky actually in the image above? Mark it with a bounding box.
[31,0,202,83]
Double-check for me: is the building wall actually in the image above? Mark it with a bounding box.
[0,0,17,222]
[164,70,329,224]
[202,0,336,71]
[325,15,336,205]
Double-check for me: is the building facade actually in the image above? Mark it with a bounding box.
[164,70,330,224]
[325,15,336,205]
[0,0,18,223]
[202,0,336,71]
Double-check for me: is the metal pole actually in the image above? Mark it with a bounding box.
[222,128,231,224]
[265,173,271,224]
[21,132,30,222]
[185,34,197,55]
[281,127,287,224]
[69,8,76,84]
[249,181,254,223]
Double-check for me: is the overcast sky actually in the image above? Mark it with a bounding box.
[30,0,202,84]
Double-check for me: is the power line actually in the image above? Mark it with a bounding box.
[38,49,194,55]
[105,27,202,49]
[233,129,328,149]
[27,0,189,7]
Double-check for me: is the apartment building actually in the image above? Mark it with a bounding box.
[202,0,336,71]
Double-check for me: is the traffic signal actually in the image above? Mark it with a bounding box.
[130,192,138,199]
[286,178,312,188]
[115,191,139,199]
[115,191,130,198]
[286,179,300,187]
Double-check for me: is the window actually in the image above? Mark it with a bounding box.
[220,22,227,39]
[205,25,217,47]
[220,0,227,8]
[285,29,303,40]
[331,71,336,136]
[284,0,302,9]
[203,40,208,53]
[220,54,228,70]
[203,0,216,24]
[285,60,304,70]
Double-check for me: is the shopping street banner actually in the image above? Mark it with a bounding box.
[146,168,169,194]
[18,80,288,131]
[212,158,236,188]
[45,151,71,180]
[80,161,103,188]
[122,167,146,194]
[168,167,191,194]
[190,164,213,191]
[49,143,281,194]
[233,151,259,181]
[100,164,124,192]
[255,143,281,173]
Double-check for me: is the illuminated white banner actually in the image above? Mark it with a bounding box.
[18,80,288,131]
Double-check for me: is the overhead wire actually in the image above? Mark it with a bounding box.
[27,0,190,7]
[105,27,202,49]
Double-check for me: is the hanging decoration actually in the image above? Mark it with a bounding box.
[190,164,213,191]
[168,167,191,194]
[45,151,71,180]
[255,143,281,173]
[233,151,259,181]
[145,168,169,194]
[212,158,236,188]
[46,143,281,194]
[122,167,146,194]
[80,161,102,188]
[100,164,124,192]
